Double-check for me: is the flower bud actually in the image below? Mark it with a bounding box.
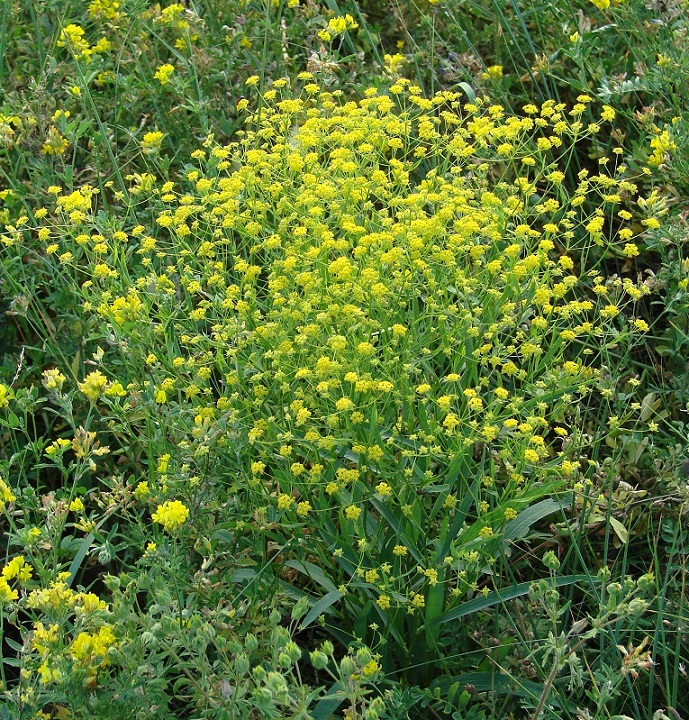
[266,671,288,695]
[356,647,372,666]
[340,656,357,677]
[285,641,302,662]
[628,597,647,617]
[245,633,259,651]
[542,550,560,571]
[291,595,309,621]
[235,653,250,675]
[637,573,654,593]
[597,565,611,582]
[310,650,329,670]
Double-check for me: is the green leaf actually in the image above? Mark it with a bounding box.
[456,82,477,102]
[4,637,22,653]
[210,529,235,546]
[424,574,446,650]
[438,477,479,560]
[312,680,347,720]
[640,392,659,422]
[284,559,338,593]
[504,496,571,541]
[71,350,81,379]
[433,575,597,626]
[230,568,258,582]
[67,533,94,587]
[299,590,343,631]
[431,672,575,711]
[609,517,629,544]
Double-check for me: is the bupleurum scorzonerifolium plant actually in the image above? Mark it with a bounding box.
[0,75,668,715]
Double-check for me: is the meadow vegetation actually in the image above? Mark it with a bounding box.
[0,1,688,719]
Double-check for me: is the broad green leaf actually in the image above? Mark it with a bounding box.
[457,82,477,102]
[299,590,343,631]
[284,559,338,593]
[504,496,572,541]
[609,517,629,544]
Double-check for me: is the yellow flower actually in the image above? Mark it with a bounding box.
[88,0,122,20]
[482,65,504,80]
[327,14,358,35]
[2,555,32,582]
[57,24,89,56]
[0,477,16,513]
[524,449,540,463]
[134,481,149,498]
[41,127,69,155]
[0,578,18,604]
[600,304,619,319]
[0,383,13,408]
[375,482,392,497]
[410,593,425,608]
[70,626,118,667]
[78,371,109,402]
[154,63,175,85]
[601,105,616,122]
[362,659,381,676]
[296,501,312,516]
[141,131,164,152]
[277,493,294,509]
[344,505,361,521]
[69,498,85,513]
[42,368,66,391]
[152,500,189,531]
[377,595,391,610]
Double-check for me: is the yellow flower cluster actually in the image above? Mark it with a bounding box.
[0,476,16,512]
[57,24,111,60]
[88,0,122,22]
[23,81,656,617]
[142,131,165,152]
[0,556,32,604]
[154,63,176,85]
[318,14,358,42]
[589,0,623,9]
[152,499,190,531]
[0,382,12,408]
[70,626,118,667]
[648,129,676,167]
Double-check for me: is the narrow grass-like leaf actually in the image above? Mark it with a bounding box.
[433,575,597,626]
